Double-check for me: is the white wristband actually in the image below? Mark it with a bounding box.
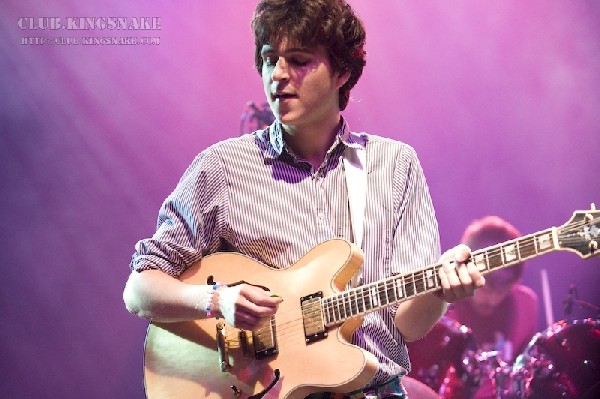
[217,284,242,326]
[194,282,225,318]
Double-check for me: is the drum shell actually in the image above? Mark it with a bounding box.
[512,318,600,399]
[407,316,481,399]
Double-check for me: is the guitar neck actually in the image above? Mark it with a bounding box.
[322,227,558,326]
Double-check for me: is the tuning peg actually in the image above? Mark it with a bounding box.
[592,203,597,211]
[590,240,598,254]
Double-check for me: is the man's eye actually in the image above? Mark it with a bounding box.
[264,56,278,66]
[290,58,309,66]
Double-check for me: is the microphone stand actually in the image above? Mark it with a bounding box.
[563,284,600,320]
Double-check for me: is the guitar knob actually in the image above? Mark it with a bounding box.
[589,240,598,253]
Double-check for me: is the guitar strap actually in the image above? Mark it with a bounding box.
[343,144,367,288]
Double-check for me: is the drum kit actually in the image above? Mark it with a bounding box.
[406,300,600,399]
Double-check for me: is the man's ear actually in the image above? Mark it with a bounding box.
[336,70,351,89]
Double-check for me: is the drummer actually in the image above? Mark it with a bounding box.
[446,216,539,398]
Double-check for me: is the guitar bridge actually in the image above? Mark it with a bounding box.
[301,292,327,343]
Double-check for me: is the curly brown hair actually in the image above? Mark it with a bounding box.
[251,0,366,110]
[461,216,525,284]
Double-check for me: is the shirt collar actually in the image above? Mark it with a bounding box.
[259,116,366,160]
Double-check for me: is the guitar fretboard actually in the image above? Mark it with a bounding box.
[322,227,557,326]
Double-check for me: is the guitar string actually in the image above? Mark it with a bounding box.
[253,217,599,346]
[314,217,599,324]
[271,219,598,338]
[269,220,590,329]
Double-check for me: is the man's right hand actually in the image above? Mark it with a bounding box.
[215,284,283,330]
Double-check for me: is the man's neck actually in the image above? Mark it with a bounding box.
[282,114,342,170]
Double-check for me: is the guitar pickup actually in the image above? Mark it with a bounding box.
[301,292,327,343]
[252,315,278,360]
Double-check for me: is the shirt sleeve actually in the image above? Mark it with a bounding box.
[129,147,229,278]
[386,145,441,316]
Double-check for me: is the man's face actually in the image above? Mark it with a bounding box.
[470,282,513,317]
[260,38,349,129]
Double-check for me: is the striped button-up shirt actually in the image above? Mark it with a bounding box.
[130,118,441,387]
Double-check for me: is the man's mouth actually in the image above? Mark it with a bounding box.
[273,92,296,101]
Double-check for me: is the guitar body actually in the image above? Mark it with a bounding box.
[143,239,378,399]
[142,206,600,398]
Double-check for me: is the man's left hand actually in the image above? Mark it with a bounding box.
[437,244,486,303]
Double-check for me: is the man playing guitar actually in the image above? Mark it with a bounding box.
[123,1,485,397]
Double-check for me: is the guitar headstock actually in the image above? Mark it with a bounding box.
[557,204,600,258]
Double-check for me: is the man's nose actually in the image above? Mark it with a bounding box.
[271,58,289,81]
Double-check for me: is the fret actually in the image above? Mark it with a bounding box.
[395,276,405,300]
[385,279,397,303]
[519,236,537,259]
[370,284,380,308]
[404,274,416,298]
[332,297,341,322]
[425,267,437,289]
[377,281,388,307]
[327,297,335,321]
[515,240,522,262]
[472,252,489,272]
[336,293,343,320]
[356,287,365,314]
[352,291,358,315]
[412,273,417,296]
[414,271,425,294]
[330,297,338,324]
[338,295,346,319]
[536,232,553,252]
[323,297,334,324]
[502,241,519,264]
[342,291,352,318]
[385,280,392,305]
[362,285,372,311]
[487,248,504,270]
[336,294,344,320]
[346,290,355,318]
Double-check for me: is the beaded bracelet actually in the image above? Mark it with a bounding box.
[196,282,225,318]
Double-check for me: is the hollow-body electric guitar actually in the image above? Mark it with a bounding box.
[143,206,600,399]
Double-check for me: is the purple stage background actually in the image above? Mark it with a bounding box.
[1,1,599,398]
